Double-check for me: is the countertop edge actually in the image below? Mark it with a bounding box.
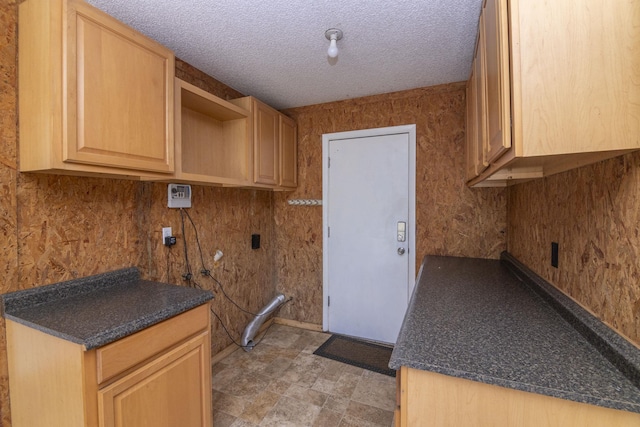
[4,314,86,345]
[82,293,213,349]
[2,268,214,350]
[5,291,213,350]
[5,292,213,350]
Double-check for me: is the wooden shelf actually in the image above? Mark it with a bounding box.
[181,90,247,121]
[174,79,252,186]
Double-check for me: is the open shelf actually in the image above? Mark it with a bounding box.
[174,78,252,186]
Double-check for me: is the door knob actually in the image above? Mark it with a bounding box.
[397,247,405,255]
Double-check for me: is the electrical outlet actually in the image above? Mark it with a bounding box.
[162,227,172,246]
[251,234,260,249]
[551,242,559,268]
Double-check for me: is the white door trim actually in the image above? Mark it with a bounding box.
[322,124,417,333]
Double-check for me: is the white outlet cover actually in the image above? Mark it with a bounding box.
[162,227,172,240]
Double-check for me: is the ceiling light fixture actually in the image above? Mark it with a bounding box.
[325,28,343,58]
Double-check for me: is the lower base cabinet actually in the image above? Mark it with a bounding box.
[6,304,212,427]
[395,366,640,427]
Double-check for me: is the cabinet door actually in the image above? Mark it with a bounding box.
[65,0,174,173]
[482,0,511,164]
[253,100,279,185]
[98,332,212,427]
[279,115,298,188]
[474,24,488,175]
[466,34,489,180]
[465,68,478,181]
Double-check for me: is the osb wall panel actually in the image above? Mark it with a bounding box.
[508,152,640,346]
[139,183,276,355]
[275,84,507,324]
[0,1,18,425]
[16,175,145,287]
[176,58,244,101]
[1,1,18,292]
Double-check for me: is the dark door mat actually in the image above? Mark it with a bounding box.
[313,334,396,377]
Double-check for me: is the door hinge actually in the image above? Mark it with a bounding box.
[328,227,330,238]
[328,157,330,168]
[328,296,330,307]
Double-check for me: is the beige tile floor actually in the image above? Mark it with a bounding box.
[212,324,397,427]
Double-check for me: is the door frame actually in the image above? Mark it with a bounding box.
[322,125,417,333]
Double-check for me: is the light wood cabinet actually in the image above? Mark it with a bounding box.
[19,0,175,177]
[6,304,212,427]
[465,28,488,181]
[467,0,640,186]
[481,0,511,165]
[279,114,298,188]
[174,78,252,186]
[465,66,478,181]
[231,97,298,190]
[99,333,209,427]
[395,367,640,427]
[253,100,280,186]
[171,87,296,190]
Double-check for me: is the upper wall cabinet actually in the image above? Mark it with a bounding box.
[465,17,489,182]
[172,78,253,186]
[171,85,296,190]
[480,0,511,166]
[173,79,252,186]
[231,97,298,190]
[467,0,640,186]
[252,99,280,186]
[19,0,175,177]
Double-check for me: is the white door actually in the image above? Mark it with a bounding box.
[323,125,416,344]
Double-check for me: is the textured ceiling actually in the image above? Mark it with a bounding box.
[86,0,482,109]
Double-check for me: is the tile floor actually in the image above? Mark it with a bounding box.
[212,324,397,427]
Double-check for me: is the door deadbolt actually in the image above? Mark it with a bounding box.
[397,247,405,255]
[397,221,406,242]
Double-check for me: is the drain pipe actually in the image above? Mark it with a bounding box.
[241,293,286,351]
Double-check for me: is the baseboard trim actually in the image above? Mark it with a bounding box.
[273,317,323,332]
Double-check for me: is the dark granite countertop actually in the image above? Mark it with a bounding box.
[389,254,640,414]
[1,268,213,350]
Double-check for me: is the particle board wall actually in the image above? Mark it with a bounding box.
[0,1,18,296]
[139,182,276,356]
[175,58,244,101]
[0,1,18,424]
[275,84,508,324]
[508,152,640,346]
[16,175,146,287]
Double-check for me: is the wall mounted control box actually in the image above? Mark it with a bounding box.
[168,184,192,208]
